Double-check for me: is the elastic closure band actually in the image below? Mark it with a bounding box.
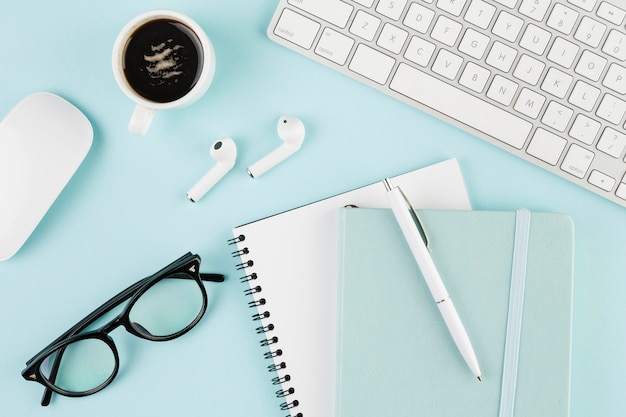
[499,208,531,417]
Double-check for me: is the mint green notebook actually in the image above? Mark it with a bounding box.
[337,208,574,417]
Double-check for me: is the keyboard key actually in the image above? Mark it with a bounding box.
[353,0,375,6]
[513,54,546,85]
[597,127,626,158]
[432,50,464,79]
[597,1,626,25]
[404,36,436,67]
[547,3,579,35]
[542,101,574,132]
[588,169,616,191]
[464,0,496,29]
[404,3,435,33]
[459,62,491,92]
[350,10,381,41]
[561,144,595,178]
[514,88,546,118]
[603,63,626,94]
[575,50,607,82]
[287,0,353,28]
[520,0,551,21]
[486,41,517,72]
[603,30,626,61]
[437,0,468,16]
[390,63,532,148]
[547,37,580,68]
[492,11,524,42]
[459,28,491,59]
[487,75,518,105]
[377,23,409,54]
[567,0,597,12]
[519,24,552,55]
[349,44,395,84]
[274,9,320,49]
[616,183,626,200]
[431,15,463,46]
[569,114,601,145]
[574,16,607,48]
[596,94,626,124]
[527,128,567,165]
[377,0,409,20]
[569,80,601,112]
[315,27,355,65]
[541,68,574,99]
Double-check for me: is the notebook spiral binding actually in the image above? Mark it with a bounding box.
[228,235,303,417]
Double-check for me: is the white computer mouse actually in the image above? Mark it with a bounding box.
[0,92,93,261]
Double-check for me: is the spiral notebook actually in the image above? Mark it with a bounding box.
[228,159,472,417]
[336,208,574,417]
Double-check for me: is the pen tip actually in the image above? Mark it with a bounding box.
[477,376,483,382]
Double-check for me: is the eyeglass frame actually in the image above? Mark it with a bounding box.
[21,252,224,406]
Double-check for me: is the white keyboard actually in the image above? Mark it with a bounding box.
[268,0,626,208]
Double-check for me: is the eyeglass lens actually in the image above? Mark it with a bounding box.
[40,338,115,394]
[38,274,206,394]
[129,274,205,338]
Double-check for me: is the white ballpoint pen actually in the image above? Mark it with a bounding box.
[383,178,482,381]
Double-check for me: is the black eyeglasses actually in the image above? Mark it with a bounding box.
[21,252,224,406]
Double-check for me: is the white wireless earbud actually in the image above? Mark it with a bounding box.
[247,115,305,178]
[187,137,237,202]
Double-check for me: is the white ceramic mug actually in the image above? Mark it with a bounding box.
[112,10,215,136]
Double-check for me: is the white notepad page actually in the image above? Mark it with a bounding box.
[232,159,472,417]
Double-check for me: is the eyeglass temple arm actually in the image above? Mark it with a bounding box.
[31,272,224,362]
[32,279,146,363]
[200,273,225,282]
[38,270,224,405]
[40,346,66,406]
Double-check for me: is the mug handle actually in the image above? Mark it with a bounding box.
[129,105,156,136]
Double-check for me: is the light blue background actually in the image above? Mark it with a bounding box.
[1,1,624,416]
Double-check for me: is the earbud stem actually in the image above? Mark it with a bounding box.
[187,164,232,202]
[247,144,300,178]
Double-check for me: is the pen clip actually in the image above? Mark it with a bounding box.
[402,191,430,250]
[384,178,430,250]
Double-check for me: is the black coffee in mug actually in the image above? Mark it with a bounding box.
[123,19,204,103]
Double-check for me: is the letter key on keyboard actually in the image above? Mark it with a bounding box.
[268,0,626,209]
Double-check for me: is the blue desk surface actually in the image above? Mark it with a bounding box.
[1,1,624,416]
